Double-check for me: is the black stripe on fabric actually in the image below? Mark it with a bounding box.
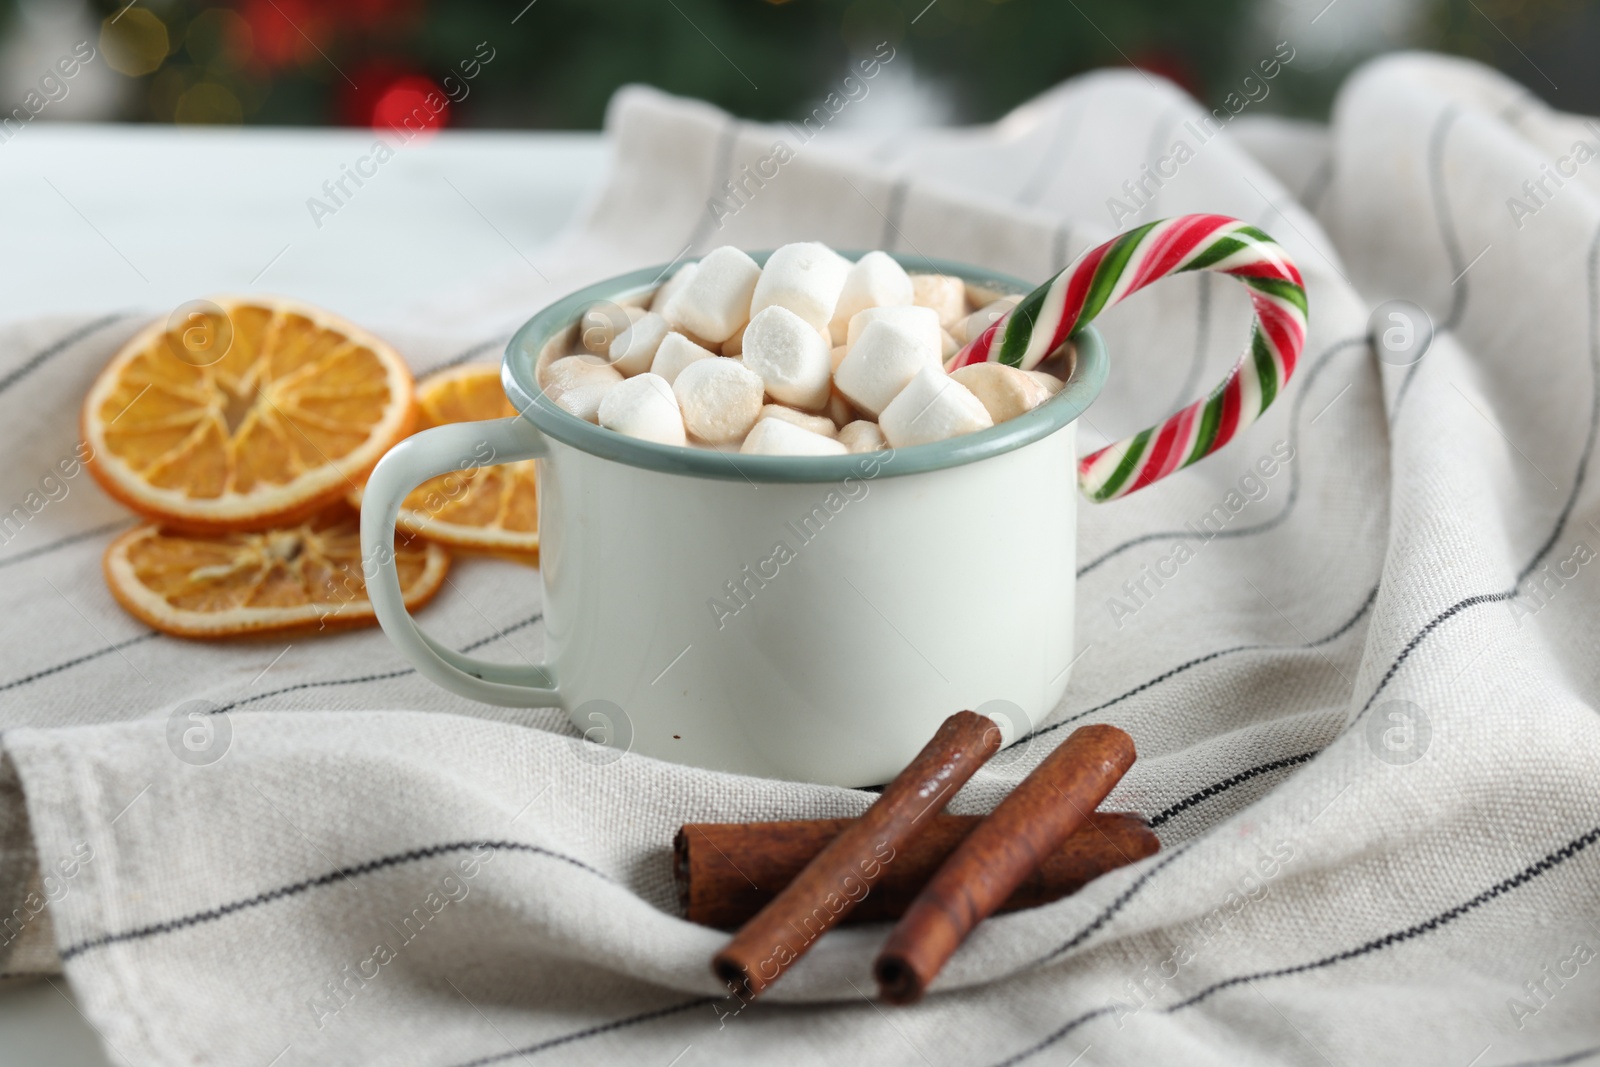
[204,666,417,716]
[1131,107,1184,224]
[443,997,717,1067]
[204,613,543,716]
[60,838,611,961]
[1494,1048,1600,1067]
[1026,579,1379,742]
[0,519,134,571]
[0,313,131,398]
[0,632,158,695]
[1300,157,1335,215]
[1006,752,1319,972]
[1015,94,1095,209]
[1166,823,1600,1012]
[994,824,1600,1066]
[990,1006,1117,1067]
[1076,333,1369,577]
[1354,591,1514,721]
[1001,587,1375,984]
[878,176,912,253]
[1028,843,1195,969]
[1004,214,1600,1057]
[1147,751,1320,828]
[1163,271,1212,418]
[1355,218,1600,723]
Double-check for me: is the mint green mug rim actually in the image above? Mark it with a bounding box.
[501,251,1107,484]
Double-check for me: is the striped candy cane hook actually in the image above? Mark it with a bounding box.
[947,215,1308,502]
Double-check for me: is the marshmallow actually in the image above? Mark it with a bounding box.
[834,318,943,416]
[760,404,838,438]
[674,357,764,444]
[955,294,1022,345]
[610,311,671,377]
[663,246,761,342]
[542,355,622,422]
[739,417,848,456]
[579,304,644,358]
[829,251,913,339]
[940,329,959,361]
[650,332,716,385]
[1028,370,1066,396]
[950,363,1054,424]
[723,319,820,355]
[912,273,968,328]
[597,373,686,446]
[750,242,851,332]
[845,305,942,352]
[837,420,886,454]
[830,344,849,373]
[741,305,833,411]
[650,262,697,313]
[879,366,994,447]
[827,389,856,429]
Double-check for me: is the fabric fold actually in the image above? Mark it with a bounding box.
[0,51,1596,1066]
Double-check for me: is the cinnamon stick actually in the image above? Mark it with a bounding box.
[712,710,1001,999]
[678,812,1157,928]
[874,723,1137,1004]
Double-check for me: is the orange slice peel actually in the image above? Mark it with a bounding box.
[352,363,539,559]
[82,296,415,532]
[103,505,448,639]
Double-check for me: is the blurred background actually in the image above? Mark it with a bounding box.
[0,0,1590,136]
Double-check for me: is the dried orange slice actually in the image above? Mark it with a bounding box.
[82,296,415,532]
[103,506,448,638]
[352,363,539,558]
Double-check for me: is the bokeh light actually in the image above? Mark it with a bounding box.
[14,0,1595,130]
[100,8,171,78]
[371,75,449,137]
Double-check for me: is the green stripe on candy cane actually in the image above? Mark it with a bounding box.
[947,214,1308,502]
[1089,427,1152,503]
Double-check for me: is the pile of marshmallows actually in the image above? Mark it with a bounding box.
[539,243,1065,456]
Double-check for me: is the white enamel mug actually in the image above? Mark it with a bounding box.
[360,255,1108,787]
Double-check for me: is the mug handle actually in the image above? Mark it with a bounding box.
[359,415,560,707]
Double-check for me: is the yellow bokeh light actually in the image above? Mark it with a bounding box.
[101,9,170,77]
[175,82,243,125]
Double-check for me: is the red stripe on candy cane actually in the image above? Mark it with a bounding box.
[1215,370,1245,451]
[940,214,1306,500]
[948,314,1005,371]
[1254,301,1303,377]
[1045,241,1112,354]
[1131,215,1229,291]
[1224,259,1299,283]
[1127,398,1200,494]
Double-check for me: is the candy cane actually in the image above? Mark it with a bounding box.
[948,215,1307,502]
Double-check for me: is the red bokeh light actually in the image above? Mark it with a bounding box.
[1127,50,1201,99]
[239,0,324,71]
[370,75,449,137]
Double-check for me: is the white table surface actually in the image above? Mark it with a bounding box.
[0,124,608,328]
[0,123,608,1066]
